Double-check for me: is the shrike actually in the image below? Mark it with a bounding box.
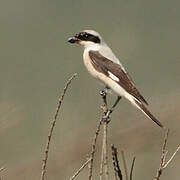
[68,30,163,128]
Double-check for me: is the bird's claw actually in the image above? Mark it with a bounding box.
[100,90,106,98]
[102,110,112,123]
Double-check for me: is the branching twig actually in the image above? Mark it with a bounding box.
[100,91,109,180]
[155,128,180,180]
[111,144,123,180]
[163,145,180,168]
[89,90,108,180]
[70,158,91,180]
[40,73,77,180]
[130,157,136,180]
[99,92,120,180]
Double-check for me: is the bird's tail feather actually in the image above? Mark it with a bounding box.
[133,99,163,128]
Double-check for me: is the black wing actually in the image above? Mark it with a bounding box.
[89,50,148,105]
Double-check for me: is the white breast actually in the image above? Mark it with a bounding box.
[82,49,130,99]
[83,49,100,80]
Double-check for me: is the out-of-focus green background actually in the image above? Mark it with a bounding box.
[0,0,179,179]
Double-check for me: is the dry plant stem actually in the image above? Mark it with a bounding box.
[70,158,91,180]
[155,129,169,180]
[88,116,103,180]
[111,145,123,180]
[103,121,109,180]
[89,91,120,180]
[99,141,104,180]
[40,73,77,180]
[163,145,180,168]
[100,90,110,180]
[89,91,107,180]
[155,129,180,180]
[130,157,136,180]
[121,151,129,180]
[100,92,120,180]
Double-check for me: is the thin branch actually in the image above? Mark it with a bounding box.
[99,138,104,180]
[100,92,120,180]
[70,158,91,180]
[155,128,180,180]
[111,144,123,180]
[129,157,136,180]
[100,90,109,180]
[121,151,128,180]
[155,128,169,180]
[88,116,103,180]
[89,91,121,180]
[89,90,108,180]
[40,73,77,180]
[163,145,180,168]
[103,121,109,180]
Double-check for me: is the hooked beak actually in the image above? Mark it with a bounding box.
[67,36,80,44]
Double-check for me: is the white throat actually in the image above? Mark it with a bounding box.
[81,41,101,52]
[83,41,122,66]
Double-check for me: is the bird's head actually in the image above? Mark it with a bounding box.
[68,30,103,49]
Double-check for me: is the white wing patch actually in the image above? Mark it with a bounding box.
[108,71,119,82]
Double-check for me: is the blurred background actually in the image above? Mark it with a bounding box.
[0,0,179,179]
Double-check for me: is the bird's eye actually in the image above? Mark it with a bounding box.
[84,33,89,38]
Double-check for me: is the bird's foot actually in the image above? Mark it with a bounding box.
[102,110,112,123]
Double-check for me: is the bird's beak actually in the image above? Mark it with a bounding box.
[67,36,80,44]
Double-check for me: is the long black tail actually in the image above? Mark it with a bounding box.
[134,99,163,128]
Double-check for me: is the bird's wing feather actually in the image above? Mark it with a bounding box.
[89,50,148,105]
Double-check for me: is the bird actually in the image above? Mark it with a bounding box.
[68,30,163,128]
